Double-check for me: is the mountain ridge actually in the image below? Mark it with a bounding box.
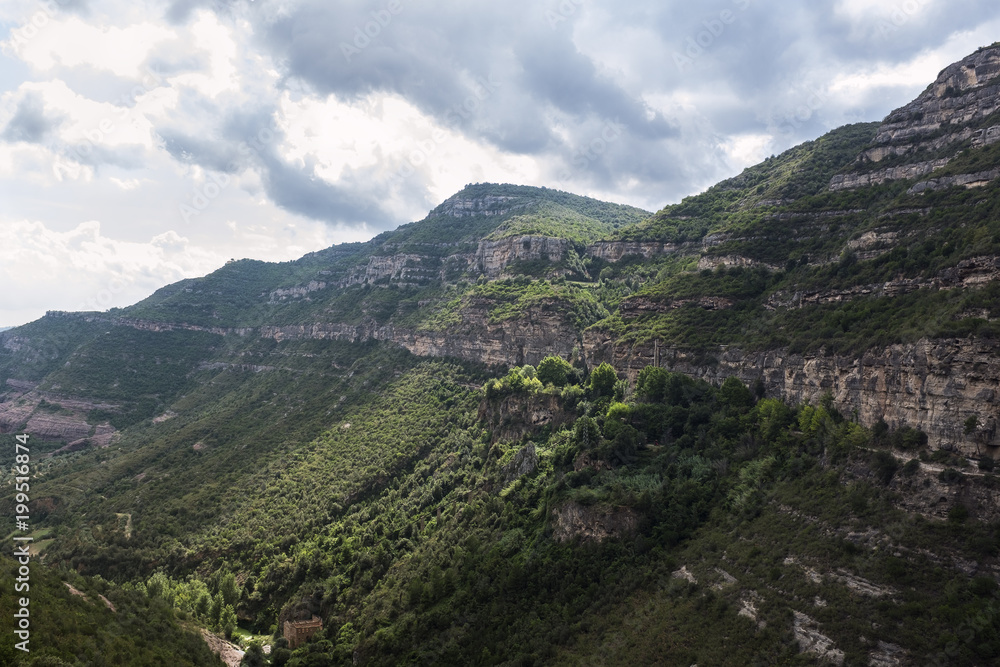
[5,44,1000,666]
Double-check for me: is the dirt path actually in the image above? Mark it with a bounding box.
[201,630,245,667]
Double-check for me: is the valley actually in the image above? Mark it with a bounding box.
[5,44,1000,667]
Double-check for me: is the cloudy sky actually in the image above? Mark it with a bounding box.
[0,0,998,327]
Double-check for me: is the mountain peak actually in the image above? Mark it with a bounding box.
[431,183,537,219]
[826,44,1000,191]
[878,44,1000,139]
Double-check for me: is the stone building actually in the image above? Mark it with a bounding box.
[283,616,323,649]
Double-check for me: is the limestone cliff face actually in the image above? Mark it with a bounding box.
[829,159,950,191]
[831,46,1000,192]
[583,332,1000,457]
[619,295,734,316]
[908,168,1000,194]
[551,501,639,543]
[433,193,525,218]
[335,237,695,289]
[341,252,460,287]
[586,241,679,262]
[268,281,326,302]
[764,255,1000,309]
[259,298,580,368]
[478,392,574,444]
[476,236,572,278]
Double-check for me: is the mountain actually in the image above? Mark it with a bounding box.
[4,46,1000,666]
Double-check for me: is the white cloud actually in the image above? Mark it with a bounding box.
[7,15,172,77]
[276,90,540,220]
[165,11,241,98]
[723,133,772,172]
[835,0,934,24]
[1,0,997,326]
[110,176,141,189]
[0,219,224,325]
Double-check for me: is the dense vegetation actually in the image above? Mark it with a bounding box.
[0,554,220,666]
[8,52,1000,663]
[8,353,1000,665]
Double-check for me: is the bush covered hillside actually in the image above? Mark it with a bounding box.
[5,45,1000,665]
[7,355,1000,665]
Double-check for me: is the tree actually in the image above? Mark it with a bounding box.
[209,592,224,628]
[241,641,266,667]
[195,592,210,619]
[719,377,754,410]
[271,647,292,667]
[574,417,601,449]
[221,604,238,639]
[537,356,573,387]
[588,363,618,397]
[220,572,240,607]
[635,366,669,402]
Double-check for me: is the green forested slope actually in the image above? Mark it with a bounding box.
[6,47,1000,666]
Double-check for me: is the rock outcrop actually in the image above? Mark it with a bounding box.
[501,443,539,486]
[551,501,639,543]
[260,295,582,367]
[0,384,118,445]
[479,392,573,444]
[908,168,1000,194]
[434,193,524,218]
[792,611,844,665]
[476,236,571,278]
[586,241,680,262]
[829,159,950,191]
[582,333,1000,457]
[830,46,1000,192]
[268,281,327,302]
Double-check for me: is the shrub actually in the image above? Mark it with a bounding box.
[890,426,928,451]
[718,377,754,409]
[537,356,573,387]
[872,451,900,485]
[938,468,964,485]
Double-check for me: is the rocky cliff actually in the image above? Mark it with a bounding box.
[831,46,1000,192]
[260,296,581,368]
[0,380,117,446]
[582,331,1000,458]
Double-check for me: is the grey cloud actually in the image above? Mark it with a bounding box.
[159,0,1000,222]
[2,92,63,144]
[260,155,396,228]
[156,99,400,228]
